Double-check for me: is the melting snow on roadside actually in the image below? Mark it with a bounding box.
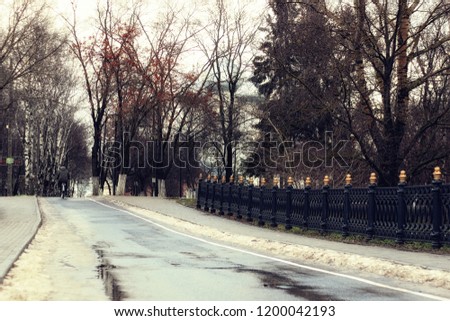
[0,200,108,301]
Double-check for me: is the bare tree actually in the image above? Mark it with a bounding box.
[199,0,261,181]
[253,0,450,186]
[0,0,63,98]
[67,1,116,195]
[0,0,70,195]
[134,6,214,196]
[67,1,213,196]
[334,0,450,185]
[17,45,82,195]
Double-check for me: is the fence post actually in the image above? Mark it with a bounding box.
[219,176,225,215]
[210,176,217,214]
[285,177,293,230]
[237,176,243,219]
[227,175,234,216]
[396,171,407,244]
[342,174,352,237]
[303,177,311,228]
[196,174,203,209]
[321,175,330,234]
[367,172,377,240]
[431,167,443,249]
[246,177,254,222]
[271,176,278,227]
[204,174,211,212]
[258,177,266,226]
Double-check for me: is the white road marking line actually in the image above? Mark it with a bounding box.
[90,198,448,301]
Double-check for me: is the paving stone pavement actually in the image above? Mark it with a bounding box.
[0,197,42,283]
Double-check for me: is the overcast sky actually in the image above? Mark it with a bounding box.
[50,0,268,77]
[50,0,268,32]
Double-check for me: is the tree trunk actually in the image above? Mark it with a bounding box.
[24,106,32,194]
[158,179,166,197]
[117,174,127,195]
[376,0,411,187]
[396,0,410,138]
[354,0,369,109]
[225,141,233,181]
[92,176,100,196]
[91,125,101,196]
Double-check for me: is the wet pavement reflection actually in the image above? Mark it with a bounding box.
[48,198,434,301]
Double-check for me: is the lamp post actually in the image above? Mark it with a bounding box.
[431,167,443,249]
[6,124,13,196]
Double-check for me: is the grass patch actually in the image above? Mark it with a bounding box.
[176,198,197,209]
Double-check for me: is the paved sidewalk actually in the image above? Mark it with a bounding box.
[105,196,450,274]
[0,197,42,282]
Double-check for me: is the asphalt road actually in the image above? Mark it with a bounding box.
[46,198,442,301]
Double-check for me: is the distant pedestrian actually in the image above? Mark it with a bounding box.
[57,166,70,198]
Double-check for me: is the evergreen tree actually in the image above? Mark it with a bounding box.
[248,0,341,180]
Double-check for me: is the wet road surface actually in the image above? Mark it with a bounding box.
[46,198,442,301]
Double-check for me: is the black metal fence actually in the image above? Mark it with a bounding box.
[196,174,450,249]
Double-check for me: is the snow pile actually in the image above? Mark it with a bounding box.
[0,199,108,301]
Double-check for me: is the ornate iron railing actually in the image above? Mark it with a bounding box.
[196,170,449,249]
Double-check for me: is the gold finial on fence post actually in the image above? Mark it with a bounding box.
[287,177,294,187]
[221,176,226,184]
[207,174,211,181]
[249,177,254,186]
[238,175,244,184]
[399,170,407,184]
[345,174,352,186]
[305,177,312,187]
[369,172,377,185]
[261,177,266,187]
[230,175,234,183]
[433,167,442,182]
[323,175,330,186]
[273,176,279,187]
[213,175,218,182]
[199,173,203,180]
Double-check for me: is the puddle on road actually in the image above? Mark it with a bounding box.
[95,248,125,301]
[236,268,338,301]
